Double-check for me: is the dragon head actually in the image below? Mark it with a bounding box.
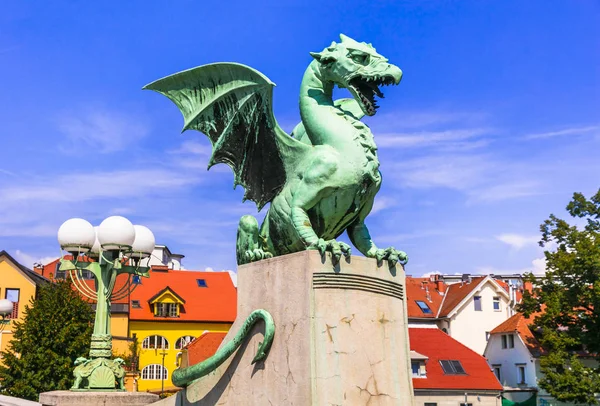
[310,34,403,117]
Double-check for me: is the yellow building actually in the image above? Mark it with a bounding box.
[128,266,236,392]
[0,251,48,361]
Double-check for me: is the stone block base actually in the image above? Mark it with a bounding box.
[151,250,414,406]
[39,391,158,406]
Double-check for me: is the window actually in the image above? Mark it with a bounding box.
[517,365,526,384]
[415,300,432,314]
[424,403,437,406]
[473,296,482,311]
[131,300,141,308]
[196,279,208,288]
[142,335,169,349]
[411,361,426,378]
[493,296,501,311]
[155,303,178,317]
[485,331,490,341]
[5,289,19,319]
[439,360,466,375]
[175,335,196,350]
[501,334,514,349]
[5,288,19,303]
[460,403,473,406]
[492,364,502,381]
[141,364,168,380]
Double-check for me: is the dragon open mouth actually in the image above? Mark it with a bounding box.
[348,75,397,116]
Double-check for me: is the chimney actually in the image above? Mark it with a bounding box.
[523,281,533,294]
[435,280,446,294]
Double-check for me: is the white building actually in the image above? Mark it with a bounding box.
[407,275,516,354]
[148,245,185,270]
[484,313,597,406]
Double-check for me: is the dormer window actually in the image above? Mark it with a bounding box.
[155,302,178,318]
[411,360,427,377]
[148,286,186,318]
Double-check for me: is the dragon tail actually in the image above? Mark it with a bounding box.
[171,309,275,388]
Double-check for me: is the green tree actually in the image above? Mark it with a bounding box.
[0,280,93,400]
[520,189,600,404]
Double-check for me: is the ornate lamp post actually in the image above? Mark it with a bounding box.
[57,216,155,391]
[0,298,13,333]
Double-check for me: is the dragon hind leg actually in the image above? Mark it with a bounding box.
[236,215,273,265]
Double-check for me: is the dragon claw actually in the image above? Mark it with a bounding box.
[368,247,408,267]
[244,249,273,263]
[311,239,352,263]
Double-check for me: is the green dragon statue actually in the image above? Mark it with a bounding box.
[145,34,408,267]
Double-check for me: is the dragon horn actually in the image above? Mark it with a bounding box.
[339,33,351,43]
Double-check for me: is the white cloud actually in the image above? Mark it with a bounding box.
[13,250,58,268]
[370,196,395,214]
[524,125,600,140]
[168,140,212,156]
[476,256,547,275]
[0,169,201,205]
[496,234,539,250]
[531,257,547,275]
[376,128,489,149]
[57,108,149,153]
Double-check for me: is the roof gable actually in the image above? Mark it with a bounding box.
[490,313,543,357]
[0,250,49,286]
[148,286,186,305]
[437,276,509,318]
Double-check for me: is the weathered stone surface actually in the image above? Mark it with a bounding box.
[152,250,414,406]
[38,391,158,406]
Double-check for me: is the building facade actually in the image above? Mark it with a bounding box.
[0,251,47,361]
[407,275,516,354]
[484,313,598,406]
[128,266,236,392]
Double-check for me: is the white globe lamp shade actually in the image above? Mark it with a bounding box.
[57,218,96,254]
[89,226,101,257]
[97,216,136,250]
[0,299,13,316]
[130,225,156,258]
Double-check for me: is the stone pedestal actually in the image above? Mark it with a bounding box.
[38,391,158,406]
[153,250,414,406]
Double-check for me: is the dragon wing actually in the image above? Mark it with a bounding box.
[144,62,309,210]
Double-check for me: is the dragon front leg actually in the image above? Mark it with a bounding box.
[348,221,408,267]
[291,206,351,263]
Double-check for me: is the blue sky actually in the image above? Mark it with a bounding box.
[1,1,598,279]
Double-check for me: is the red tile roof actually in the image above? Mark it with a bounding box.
[129,268,236,322]
[405,278,444,318]
[490,313,543,357]
[410,328,502,391]
[186,332,227,366]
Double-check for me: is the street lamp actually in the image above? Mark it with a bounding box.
[0,299,12,333]
[57,216,155,391]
